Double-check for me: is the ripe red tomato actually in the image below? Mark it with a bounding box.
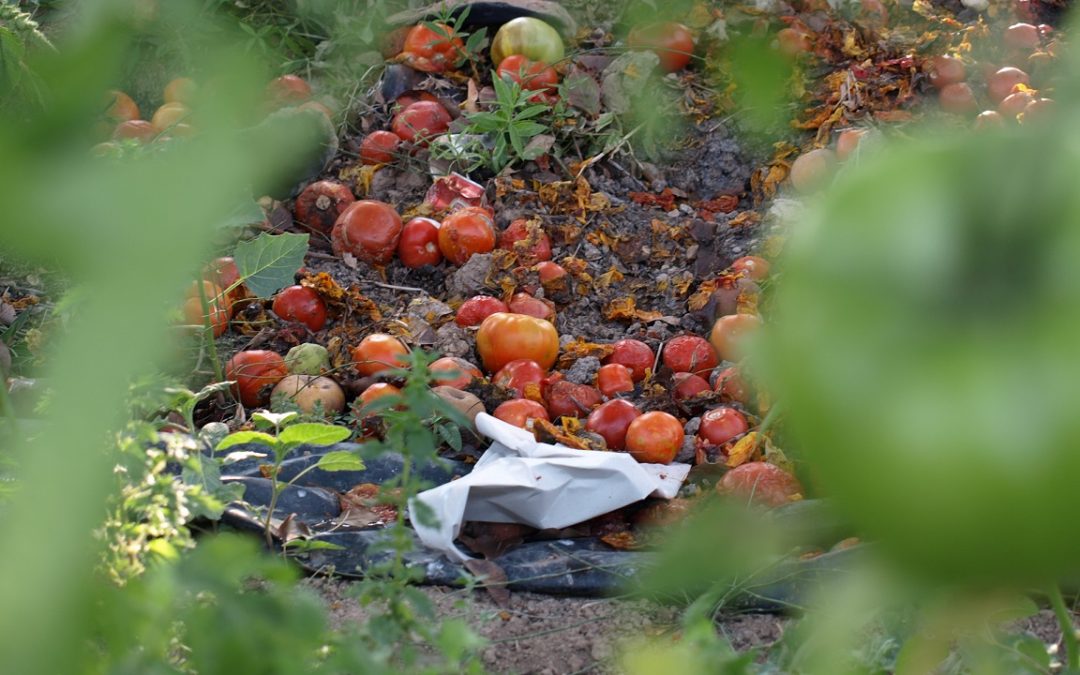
[508,293,554,321]
[987,67,1030,103]
[106,90,140,123]
[271,285,327,331]
[391,101,452,146]
[672,372,710,400]
[730,256,770,281]
[974,110,1006,130]
[628,22,694,72]
[164,77,197,105]
[294,181,355,236]
[1005,23,1040,50]
[351,333,409,376]
[359,131,402,165]
[395,90,440,109]
[476,312,559,373]
[999,90,1035,118]
[544,380,602,419]
[596,363,634,398]
[183,281,229,337]
[113,120,156,143]
[499,218,553,265]
[698,407,749,445]
[456,296,509,327]
[625,411,684,464]
[402,22,464,73]
[662,335,719,375]
[225,350,289,408]
[714,366,749,404]
[357,382,401,410]
[536,261,567,284]
[494,398,549,428]
[438,207,496,266]
[331,200,403,265]
[604,339,655,382]
[494,359,546,397]
[267,74,312,106]
[927,55,966,88]
[710,314,762,363]
[430,356,482,389]
[398,217,443,268]
[586,399,641,450]
[717,462,803,508]
[776,27,812,57]
[496,55,559,92]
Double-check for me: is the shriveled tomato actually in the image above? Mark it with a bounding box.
[714,366,749,404]
[272,285,327,331]
[183,281,229,337]
[536,261,567,284]
[225,350,289,408]
[1005,23,1040,50]
[430,356,482,389]
[730,256,770,281]
[717,462,802,508]
[457,295,509,327]
[625,411,684,464]
[508,292,554,321]
[672,372,710,400]
[164,77,197,104]
[776,27,812,57]
[398,217,443,268]
[392,101,452,146]
[496,55,559,92]
[267,74,312,106]
[106,90,140,123]
[476,312,559,373]
[113,120,156,143]
[927,55,966,88]
[987,67,1029,103]
[586,399,641,450]
[596,363,634,398]
[710,314,762,363]
[698,407,749,445]
[402,22,464,73]
[544,380,602,419]
[438,207,496,266]
[331,200,403,265]
[294,181,355,236]
[662,335,718,375]
[494,398,549,429]
[359,130,402,165]
[151,102,190,133]
[351,333,409,376]
[498,218,553,265]
[490,17,565,67]
[604,339,654,382]
[493,359,546,398]
[628,22,695,72]
[357,382,401,410]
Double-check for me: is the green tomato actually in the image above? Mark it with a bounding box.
[285,342,330,376]
[491,17,565,67]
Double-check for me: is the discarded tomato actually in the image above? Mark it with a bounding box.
[717,462,802,508]
[714,366,749,404]
[113,120,156,142]
[625,411,684,464]
[271,285,327,331]
[493,359,546,397]
[476,312,559,373]
[496,55,559,92]
[939,82,977,113]
[776,27,812,57]
[151,102,189,133]
[182,281,229,337]
[494,398,549,429]
[672,372,710,400]
[395,90,440,109]
[294,181,355,236]
[987,67,1029,103]
[604,339,654,382]
[106,90,140,122]
[974,110,1006,130]
[499,218,553,265]
[596,363,634,398]
[359,130,402,165]
[430,356,482,389]
[789,148,836,193]
[357,382,401,410]
[456,295,510,327]
[271,375,345,416]
[490,17,565,67]
[508,293,554,321]
[225,350,289,408]
[586,399,641,450]
[1004,23,1041,50]
[544,380,602,419]
[999,90,1035,118]
[351,333,408,376]
[204,256,244,311]
[628,22,694,72]
[536,261,567,284]
[662,335,718,375]
[835,128,868,162]
[267,74,311,106]
[710,313,762,363]
[927,55,966,88]
[164,77,197,104]
[438,207,496,265]
[285,343,330,375]
[391,101,452,146]
[402,22,464,73]
[331,200,403,265]
[1022,97,1054,123]
[398,217,443,268]
[698,407,749,445]
[730,256,770,281]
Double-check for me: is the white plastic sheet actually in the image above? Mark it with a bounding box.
[411,413,691,562]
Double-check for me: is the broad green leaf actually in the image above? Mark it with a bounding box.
[216,430,279,451]
[233,232,309,298]
[314,450,366,472]
[278,423,351,447]
[252,410,299,428]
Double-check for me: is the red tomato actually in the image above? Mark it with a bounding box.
[499,218,553,265]
[662,335,718,375]
[496,55,559,92]
[716,462,803,508]
[536,261,567,284]
[183,281,229,337]
[359,130,402,165]
[391,101,451,146]
[790,148,836,194]
[430,356,482,389]
[835,128,868,162]
[294,181,355,236]
[438,207,496,266]
[113,120,156,142]
[974,110,1006,130]
[271,285,327,331]
[776,27,812,57]
[625,411,684,464]
[596,363,634,398]
[508,293,555,321]
[698,407,749,445]
[1022,97,1055,123]
[493,398,549,429]
[927,55,966,88]
[987,67,1030,103]
[225,350,289,408]
[398,217,443,268]
[493,359,546,397]
[331,200,403,265]
[604,339,655,382]
[999,90,1035,118]
[456,296,509,327]
[106,90,140,123]
[394,90,440,109]
[586,399,641,450]
[267,74,312,106]
[544,380,602,419]
[476,312,559,373]
[1005,23,1040,51]
[730,256,771,281]
[628,22,695,72]
[357,382,401,410]
[710,314,762,363]
[714,366,749,404]
[204,256,244,312]
[351,334,409,377]
[164,77,197,105]
[672,372,710,400]
[401,22,464,73]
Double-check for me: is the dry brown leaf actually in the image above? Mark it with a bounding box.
[463,558,511,607]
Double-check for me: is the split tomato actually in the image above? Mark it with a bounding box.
[493,359,546,398]
[498,218,552,265]
[543,380,602,419]
[698,407,749,445]
[402,22,464,73]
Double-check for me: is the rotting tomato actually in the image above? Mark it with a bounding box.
[672,372,710,400]
[498,218,553,265]
[1005,23,1041,51]
[394,90,440,109]
[456,295,510,327]
[225,350,289,408]
[987,67,1030,103]
[508,292,554,321]
[835,128,868,162]
[438,207,496,266]
[710,313,762,363]
[204,256,244,311]
[430,356,482,389]
[294,181,355,236]
[716,462,803,508]
[776,27,812,57]
[271,285,327,332]
[494,398,549,429]
[151,102,190,133]
[714,366,749,404]
[536,261,567,284]
[698,406,749,445]
[628,22,694,72]
[625,411,684,464]
[398,217,443,268]
[999,90,1035,118]
[357,382,402,410]
[267,74,312,106]
[662,335,718,375]
[490,17,565,67]
[182,281,229,337]
[493,359,546,398]
[496,55,559,92]
[543,380,602,419]
[331,200,403,265]
[359,130,402,165]
[927,55,966,88]
[271,374,345,416]
[351,333,409,377]
[1022,97,1055,123]
[586,399,641,450]
[596,363,634,398]
[106,90,140,122]
[789,148,836,194]
[164,77,197,105]
[476,312,559,373]
[401,22,464,73]
[113,120,156,143]
[391,101,452,146]
[604,339,655,382]
[939,82,977,113]
[730,256,770,281]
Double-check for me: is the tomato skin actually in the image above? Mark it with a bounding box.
[271,285,327,331]
[430,356,482,389]
[106,90,140,123]
[672,372,710,400]
[586,399,641,450]
[267,74,312,106]
[543,380,602,419]
[1022,97,1054,123]
[294,181,355,236]
[927,55,966,88]
[359,130,402,165]
[331,200,404,265]
[596,363,634,398]
[604,339,655,382]
[987,67,1029,103]
[662,335,719,375]
[494,398,549,428]
[151,103,190,133]
[710,314,762,363]
[730,256,770,281]
[402,22,464,73]
[398,217,443,269]
[493,359,546,397]
[508,293,555,321]
[625,411,684,464]
[225,350,289,408]
[113,120,156,142]
[499,218,553,265]
[536,261,567,284]
[438,207,496,265]
[496,55,559,92]
[717,462,802,508]
[628,22,694,72]
[183,281,229,337]
[351,333,409,377]
[476,312,559,373]
[698,407,749,445]
[714,366,749,404]
[164,77,197,104]
[490,17,565,67]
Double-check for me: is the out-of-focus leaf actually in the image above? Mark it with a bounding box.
[233,232,309,298]
[216,430,278,451]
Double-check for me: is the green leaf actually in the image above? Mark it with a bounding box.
[435,422,462,452]
[464,27,487,55]
[216,431,279,451]
[233,232,309,298]
[252,410,299,428]
[515,105,550,120]
[282,539,345,552]
[314,450,366,472]
[512,121,548,138]
[278,423,351,447]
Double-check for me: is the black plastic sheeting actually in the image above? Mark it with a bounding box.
[218,443,859,604]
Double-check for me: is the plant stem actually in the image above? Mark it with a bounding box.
[1048,585,1078,670]
[196,281,226,384]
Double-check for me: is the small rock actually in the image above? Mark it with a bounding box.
[684,417,701,436]
[435,323,472,358]
[675,436,696,464]
[563,356,601,384]
[446,253,494,297]
[407,295,453,321]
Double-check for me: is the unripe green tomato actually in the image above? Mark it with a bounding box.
[285,342,331,375]
[490,17,565,67]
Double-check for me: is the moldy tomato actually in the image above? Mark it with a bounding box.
[398,217,443,269]
[604,339,654,382]
[438,207,496,265]
[494,398,549,428]
[625,411,684,464]
[628,22,695,72]
[493,359,546,398]
[499,218,552,264]
[456,295,510,327]
[402,22,464,73]
[596,363,634,398]
[476,312,559,373]
[392,101,452,146]
[430,356,482,389]
[662,335,718,375]
[490,17,565,67]
[271,285,327,331]
[294,181,355,236]
[586,399,641,450]
[698,407,749,445]
[496,55,559,92]
[331,200,403,265]
[225,350,289,408]
[359,130,402,165]
[351,333,409,376]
